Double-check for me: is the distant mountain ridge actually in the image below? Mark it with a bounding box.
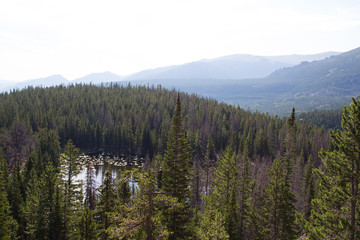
[144,47,358,115]
[13,75,70,90]
[0,72,123,92]
[72,71,124,84]
[124,52,339,80]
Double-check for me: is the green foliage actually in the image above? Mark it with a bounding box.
[264,157,297,240]
[60,139,82,239]
[34,162,64,240]
[298,108,342,130]
[301,96,360,240]
[210,146,240,239]
[0,154,18,240]
[96,168,117,240]
[0,84,326,166]
[109,169,179,240]
[79,205,97,240]
[196,195,229,240]
[161,93,194,239]
[0,84,338,240]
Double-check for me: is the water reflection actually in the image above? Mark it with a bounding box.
[77,163,136,188]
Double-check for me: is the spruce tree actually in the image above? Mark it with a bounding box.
[59,139,82,239]
[263,108,297,240]
[238,143,253,239]
[302,97,360,239]
[109,170,176,240]
[34,162,64,240]
[0,154,18,240]
[210,146,240,239]
[96,168,116,240]
[80,205,97,240]
[264,157,296,240]
[161,93,193,239]
[196,195,229,240]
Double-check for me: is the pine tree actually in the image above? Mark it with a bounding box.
[85,162,96,211]
[210,146,240,239]
[0,154,18,240]
[109,169,177,240]
[7,163,25,238]
[262,108,297,240]
[196,195,229,240]
[96,168,116,240]
[264,157,296,240]
[117,170,131,206]
[34,162,64,240]
[238,143,254,239]
[204,135,215,197]
[59,139,82,239]
[161,93,193,239]
[80,205,97,240]
[301,97,360,239]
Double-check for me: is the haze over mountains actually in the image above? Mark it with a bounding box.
[1,51,338,91]
[3,48,360,116]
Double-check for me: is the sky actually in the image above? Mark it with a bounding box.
[1,0,360,82]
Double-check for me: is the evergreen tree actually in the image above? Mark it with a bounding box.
[0,153,18,240]
[23,167,39,239]
[109,170,175,240]
[204,135,215,197]
[85,162,96,211]
[196,195,229,240]
[301,97,360,240]
[238,143,254,239]
[117,170,131,206]
[59,139,82,239]
[34,162,64,240]
[80,205,97,240]
[262,108,297,240]
[7,163,25,238]
[96,168,116,240]
[161,93,193,239]
[264,157,297,240]
[210,146,240,239]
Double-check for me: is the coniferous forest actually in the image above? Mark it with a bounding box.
[0,83,359,239]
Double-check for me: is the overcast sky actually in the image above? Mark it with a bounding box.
[1,0,360,81]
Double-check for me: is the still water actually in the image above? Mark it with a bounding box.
[75,152,144,188]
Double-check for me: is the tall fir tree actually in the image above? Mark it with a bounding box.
[301,97,360,239]
[210,146,240,239]
[262,108,297,240]
[238,143,254,239]
[80,205,97,240]
[59,139,82,239]
[109,169,176,240]
[34,162,64,240]
[196,195,229,240]
[96,168,116,240]
[161,93,193,239]
[264,157,297,240]
[0,152,18,240]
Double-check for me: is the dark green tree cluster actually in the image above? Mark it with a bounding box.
[299,97,360,239]
[1,84,349,240]
[0,84,327,165]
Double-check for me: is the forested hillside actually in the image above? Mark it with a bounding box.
[298,108,342,130]
[2,84,354,239]
[0,84,328,162]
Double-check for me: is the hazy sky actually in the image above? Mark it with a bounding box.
[1,0,360,81]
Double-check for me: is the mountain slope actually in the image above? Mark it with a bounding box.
[72,71,124,84]
[128,48,358,116]
[12,75,70,90]
[125,52,339,80]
